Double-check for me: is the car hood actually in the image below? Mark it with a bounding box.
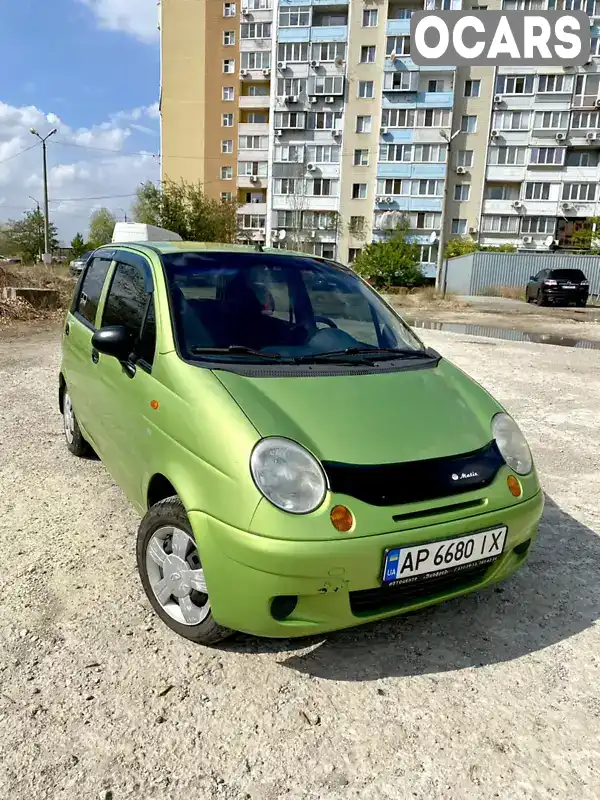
[214,359,503,465]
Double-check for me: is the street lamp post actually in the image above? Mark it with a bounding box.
[118,208,128,222]
[29,127,57,264]
[435,128,461,293]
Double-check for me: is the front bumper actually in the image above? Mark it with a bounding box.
[190,490,544,638]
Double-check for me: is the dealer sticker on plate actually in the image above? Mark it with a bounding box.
[382,526,507,587]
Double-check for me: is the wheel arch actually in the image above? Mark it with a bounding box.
[146,473,180,510]
[58,373,66,413]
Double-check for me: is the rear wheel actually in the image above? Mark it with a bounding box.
[137,497,232,645]
[63,390,90,457]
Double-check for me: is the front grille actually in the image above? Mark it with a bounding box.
[323,440,504,507]
[349,564,490,615]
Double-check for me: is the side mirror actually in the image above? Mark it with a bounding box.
[529,276,536,281]
[92,326,132,362]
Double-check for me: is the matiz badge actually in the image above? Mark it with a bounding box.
[452,471,479,481]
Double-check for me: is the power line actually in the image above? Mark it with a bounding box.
[50,140,158,158]
[0,143,40,166]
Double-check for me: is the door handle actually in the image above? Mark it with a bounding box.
[91,349,99,364]
[65,322,70,336]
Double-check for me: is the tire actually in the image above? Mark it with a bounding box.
[63,390,90,457]
[577,299,587,308]
[137,497,232,645]
[536,291,547,307]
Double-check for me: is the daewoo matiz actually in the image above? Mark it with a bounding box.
[60,243,543,644]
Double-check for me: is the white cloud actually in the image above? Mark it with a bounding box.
[0,101,159,243]
[77,0,159,43]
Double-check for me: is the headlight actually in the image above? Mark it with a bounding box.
[492,413,532,476]
[250,437,328,514]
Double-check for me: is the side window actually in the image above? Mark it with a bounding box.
[535,271,545,280]
[102,260,156,365]
[76,257,112,326]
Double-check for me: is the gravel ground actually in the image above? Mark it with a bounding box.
[1,326,599,800]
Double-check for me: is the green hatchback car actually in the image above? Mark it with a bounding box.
[60,242,544,644]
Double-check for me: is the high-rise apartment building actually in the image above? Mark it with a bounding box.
[160,0,600,271]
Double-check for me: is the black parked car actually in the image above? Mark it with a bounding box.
[525,268,589,307]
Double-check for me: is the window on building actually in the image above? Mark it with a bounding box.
[571,111,600,129]
[414,212,442,229]
[246,112,267,123]
[428,80,444,92]
[503,0,544,8]
[521,217,556,234]
[274,144,305,162]
[348,248,362,263]
[239,214,266,229]
[221,192,233,202]
[530,147,564,165]
[382,108,451,128]
[312,178,334,196]
[274,111,306,129]
[414,144,446,162]
[279,5,310,26]
[278,42,309,62]
[493,110,530,130]
[495,75,534,94]
[454,184,470,201]
[563,183,597,201]
[220,166,233,180]
[592,37,600,56]
[451,219,468,235]
[223,30,235,45]
[274,178,299,195]
[360,45,376,63]
[566,150,598,167]
[223,86,234,101]
[349,216,365,236]
[379,143,412,162]
[352,183,367,199]
[307,111,343,130]
[485,184,519,200]
[239,135,268,149]
[222,113,234,127]
[358,80,375,98]
[356,115,372,133]
[241,21,271,37]
[534,111,568,129]
[525,182,551,200]
[223,2,236,16]
[457,150,474,168]
[312,75,344,95]
[241,51,271,69]
[464,79,480,97]
[488,146,526,165]
[238,161,267,176]
[386,36,411,56]
[363,8,378,26]
[482,215,519,233]
[277,77,306,96]
[312,42,346,62]
[537,74,572,93]
[221,139,233,153]
[354,149,369,166]
[381,108,414,128]
[223,59,235,73]
[460,115,477,132]
[305,144,340,163]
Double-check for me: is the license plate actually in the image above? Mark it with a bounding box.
[563,285,576,289]
[382,526,507,587]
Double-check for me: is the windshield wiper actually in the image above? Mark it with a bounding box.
[295,347,432,363]
[190,345,282,360]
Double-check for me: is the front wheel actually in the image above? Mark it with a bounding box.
[536,291,547,307]
[137,497,232,645]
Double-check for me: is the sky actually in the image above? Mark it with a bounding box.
[0,0,160,244]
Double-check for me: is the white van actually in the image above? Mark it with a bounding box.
[111,222,183,244]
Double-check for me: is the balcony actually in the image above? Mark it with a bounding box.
[384,56,455,72]
[278,27,310,42]
[239,94,271,109]
[386,19,411,36]
[310,25,347,41]
[238,202,267,215]
[486,165,527,182]
[377,163,446,179]
[381,91,453,107]
[237,174,268,189]
[374,196,443,212]
[482,200,520,215]
[239,122,270,136]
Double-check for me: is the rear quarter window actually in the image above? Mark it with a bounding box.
[75,257,112,327]
[550,269,586,281]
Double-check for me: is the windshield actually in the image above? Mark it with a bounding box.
[162,251,424,363]
[549,269,586,281]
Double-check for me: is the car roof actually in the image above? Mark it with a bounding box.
[98,241,321,259]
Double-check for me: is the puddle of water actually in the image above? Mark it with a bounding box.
[407,319,600,351]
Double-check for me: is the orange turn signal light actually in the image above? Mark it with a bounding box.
[507,475,522,498]
[331,505,354,533]
[150,400,159,410]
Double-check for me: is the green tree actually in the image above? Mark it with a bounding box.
[567,218,600,252]
[3,209,58,263]
[352,227,425,290]
[88,208,117,248]
[70,232,87,258]
[444,237,478,259]
[133,179,238,243]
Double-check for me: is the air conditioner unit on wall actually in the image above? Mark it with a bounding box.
[307,162,316,171]
[586,131,597,141]
[249,175,259,183]
[513,200,524,209]
[493,95,503,104]
[522,235,533,244]
[310,60,320,69]
[556,132,567,141]
[309,96,318,104]
[456,165,466,174]
[325,96,335,104]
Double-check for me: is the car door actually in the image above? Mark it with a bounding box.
[62,253,114,443]
[530,270,545,299]
[90,252,159,508]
